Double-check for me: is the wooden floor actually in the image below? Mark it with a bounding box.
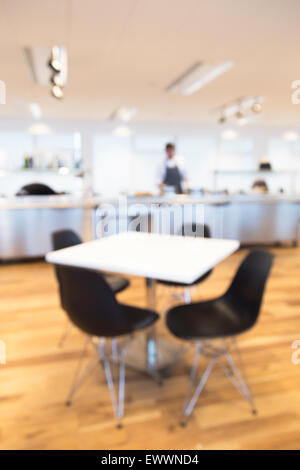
[1,246,300,450]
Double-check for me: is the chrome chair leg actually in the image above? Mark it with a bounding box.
[58,322,73,347]
[103,339,127,428]
[181,353,216,427]
[182,342,202,412]
[224,350,257,414]
[184,287,192,304]
[181,338,257,426]
[66,356,99,406]
[66,336,95,406]
[232,338,256,413]
[66,336,129,427]
[218,357,250,399]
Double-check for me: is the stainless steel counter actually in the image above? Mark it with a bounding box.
[0,194,299,260]
[0,196,94,260]
[95,194,300,246]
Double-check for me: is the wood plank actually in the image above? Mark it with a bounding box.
[0,246,300,450]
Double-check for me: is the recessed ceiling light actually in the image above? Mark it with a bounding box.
[221,129,238,140]
[283,131,299,142]
[51,85,64,99]
[112,125,132,137]
[166,61,235,96]
[29,102,42,119]
[28,123,51,136]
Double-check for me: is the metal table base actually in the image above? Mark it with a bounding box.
[125,278,187,378]
[125,333,187,378]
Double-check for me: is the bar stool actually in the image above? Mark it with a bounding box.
[166,250,274,426]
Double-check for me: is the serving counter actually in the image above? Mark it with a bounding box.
[0,196,95,260]
[95,194,300,246]
[0,194,299,260]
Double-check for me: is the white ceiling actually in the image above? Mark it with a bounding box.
[0,0,300,126]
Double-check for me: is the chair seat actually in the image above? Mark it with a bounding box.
[103,274,130,294]
[120,304,159,332]
[166,297,250,340]
[157,269,212,287]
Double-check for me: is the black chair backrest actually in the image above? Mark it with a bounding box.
[225,250,274,328]
[52,229,82,251]
[17,183,57,195]
[179,223,211,238]
[51,230,82,311]
[56,265,134,338]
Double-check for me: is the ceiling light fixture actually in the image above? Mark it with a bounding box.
[239,115,260,126]
[221,129,238,140]
[112,125,132,137]
[236,110,247,126]
[111,107,138,122]
[28,123,51,136]
[218,110,227,124]
[252,101,262,113]
[48,46,67,100]
[283,131,299,142]
[51,84,64,99]
[166,61,235,96]
[29,102,42,119]
[50,73,64,87]
[215,96,264,126]
[48,46,62,72]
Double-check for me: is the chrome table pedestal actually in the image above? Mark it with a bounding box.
[124,278,187,379]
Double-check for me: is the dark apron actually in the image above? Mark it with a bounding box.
[163,165,183,194]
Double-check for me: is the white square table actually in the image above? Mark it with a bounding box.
[46,232,240,375]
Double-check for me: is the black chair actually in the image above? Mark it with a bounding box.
[55,264,158,427]
[52,229,130,346]
[157,224,213,303]
[166,250,274,426]
[16,183,57,195]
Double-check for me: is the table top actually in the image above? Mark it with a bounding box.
[46,232,240,284]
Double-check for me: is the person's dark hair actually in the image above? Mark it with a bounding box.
[165,142,175,151]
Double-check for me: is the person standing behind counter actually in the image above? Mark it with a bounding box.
[157,143,188,194]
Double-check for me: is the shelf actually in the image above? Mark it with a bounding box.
[214,170,297,175]
[0,168,85,176]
